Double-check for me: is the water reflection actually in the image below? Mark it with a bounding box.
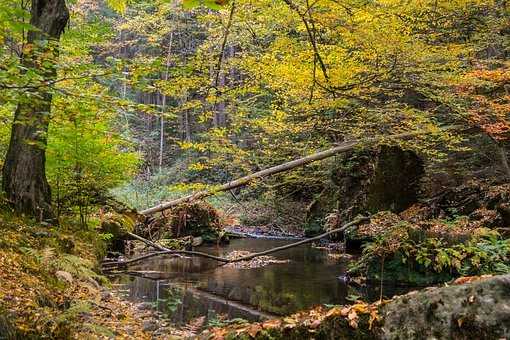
[112,238,414,323]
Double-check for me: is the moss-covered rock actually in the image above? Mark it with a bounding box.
[100,211,137,238]
[365,145,424,214]
[143,201,226,243]
[380,275,510,339]
[100,210,139,253]
[305,146,423,236]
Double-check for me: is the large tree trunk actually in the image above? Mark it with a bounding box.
[1,0,69,220]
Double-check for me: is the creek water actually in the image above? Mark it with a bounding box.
[111,238,412,324]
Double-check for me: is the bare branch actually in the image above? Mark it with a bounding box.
[103,216,369,268]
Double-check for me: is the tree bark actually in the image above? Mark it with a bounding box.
[213,71,226,127]
[159,32,173,171]
[2,0,69,220]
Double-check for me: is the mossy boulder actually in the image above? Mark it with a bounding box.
[100,211,139,253]
[143,201,226,243]
[306,146,423,236]
[365,145,424,213]
[380,275,510,339]
[100,211,137,237]
[334,146,424,217]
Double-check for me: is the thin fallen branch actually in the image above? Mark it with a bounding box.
[126,231,171,252]
[102,232,183,269]
[141,126,461,215]
[103,216,368,268]
[102,248,233,267]
[223,216,368,263]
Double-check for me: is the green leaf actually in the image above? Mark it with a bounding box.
[105,0,128,13]
[182,0,227,10]
[182,0,200,9]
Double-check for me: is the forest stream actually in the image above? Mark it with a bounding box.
[2,0,510,338]
[110,237,414,326]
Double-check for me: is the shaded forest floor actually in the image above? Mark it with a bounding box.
[0,211,188,339]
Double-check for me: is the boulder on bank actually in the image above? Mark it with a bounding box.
[199,275,510,339]
[141,201,226,243]
[100,209,140,253]
[380,275,510,339]
[306,145,424,237]
[334,145,424,217]
[365,145,424,214]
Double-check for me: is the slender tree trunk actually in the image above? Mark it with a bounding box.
[159,32,173,171]
[2,0,69,220]
[214,72,226,127]
[179,92,192,142]
[184,110,192,142]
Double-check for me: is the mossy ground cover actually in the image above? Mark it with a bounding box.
[0,210,162,339]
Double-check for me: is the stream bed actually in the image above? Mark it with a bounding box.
[111,238,413,325]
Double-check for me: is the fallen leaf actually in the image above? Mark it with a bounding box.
[247,324,262,338]
[341,307,351,316]
[310,319,321,329]
[326,307,342,317]
[262,319,281,330]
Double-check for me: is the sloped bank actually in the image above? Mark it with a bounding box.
[0,211,182,338]
[199,275,510,339]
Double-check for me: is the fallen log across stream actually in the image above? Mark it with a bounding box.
[140,126,460,215]
[102,216,369,270]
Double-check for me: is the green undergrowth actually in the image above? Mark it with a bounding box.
[349,223,510,285]
[0,210,109,271]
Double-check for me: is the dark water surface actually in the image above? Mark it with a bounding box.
[111,238,411,324]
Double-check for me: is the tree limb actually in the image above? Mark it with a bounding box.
[140,125,461,215]
[103,216,369,269]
